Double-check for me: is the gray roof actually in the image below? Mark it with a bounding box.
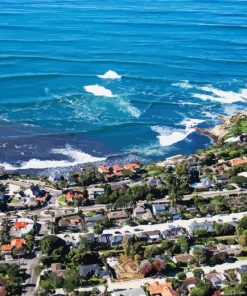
[85,214,104,223]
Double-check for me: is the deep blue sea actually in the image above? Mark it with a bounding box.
[0,0,246,175]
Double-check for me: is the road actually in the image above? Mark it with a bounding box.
[102,211,247,236]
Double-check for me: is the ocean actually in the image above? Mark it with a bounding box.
[0,0,246,176]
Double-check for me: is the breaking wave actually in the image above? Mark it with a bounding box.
[152,117,204,147]
[192,86,247,104]
[97,70,122,79]
[83,84,116,97]
[173,80,247,104]
[1,145,106,171]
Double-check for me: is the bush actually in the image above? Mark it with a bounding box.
[177,272,186,281]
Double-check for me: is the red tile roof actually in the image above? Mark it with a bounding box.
[147,282,178,296]
[231,157,247,167]
[14,222,28,228]
[0,245,13,251]
[113,164,124,173]
[98,165,111,174]
[11,238,26,248]
[124,163,140,170]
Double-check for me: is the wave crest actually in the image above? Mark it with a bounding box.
[83,84,116,97]
[97,70,122,79]
[1,145,106,170]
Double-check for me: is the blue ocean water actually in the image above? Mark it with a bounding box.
[0,0,246,174]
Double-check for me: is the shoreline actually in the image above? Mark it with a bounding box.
[196,110,247,141]
[2,110,246,177]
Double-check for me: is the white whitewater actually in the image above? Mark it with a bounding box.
[1,145,106,170]
[152,117,204,147]
[84,84,116,97]
[97,70,122,79]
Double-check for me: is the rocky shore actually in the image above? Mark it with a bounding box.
[196,110,247,140]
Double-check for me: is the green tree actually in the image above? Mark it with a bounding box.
[63,269,80,293]
[190,280,213,296]
[193,268,204,280]
[177,236,189,253]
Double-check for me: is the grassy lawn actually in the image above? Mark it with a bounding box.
[237,256,247,260]
[214,235,237,241]
[57,195,67,206]
[11,198,20,204]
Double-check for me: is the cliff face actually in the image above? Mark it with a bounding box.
[196,110,247,140]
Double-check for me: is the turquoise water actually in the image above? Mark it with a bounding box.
[0,0,246,174]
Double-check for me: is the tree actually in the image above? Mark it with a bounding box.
[239,231,247,247]
[193,268,204,280]
[238,216,247,234]
[177,272,186,281]
[40,235,69,264]
[190,280,213,296]
[63,269,80,292]
[177,236,189,253]
[231,176,247,186]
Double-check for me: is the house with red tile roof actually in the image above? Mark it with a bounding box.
[123,163,141,172]
[66,190,84,202]
[147,281,178,296]
[98,165,112,174]
[14,222,28,229]
[230,156,247,167]
[11,238,26,248]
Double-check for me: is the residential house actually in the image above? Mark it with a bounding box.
[213,174,230,185]
[161,226,188,240]
[147,281,178,296]
[79,264,111,279]
[98,165,112,174]
[65,190,84,202]
[87,187,104,200]
[188,220,214,235]
[133,206,153,220]
[0,238,26,257]
[123,163,141,173]
[4,184,21,197]
[145,230,162,243]
[111,287,146,296]
[182,277,197,294]
[217,243,244,257]
[10,218,35,237]
[174,254,194,266]
[107,210,129,225]
[204,272,227,288]
[152,203,168,216]
[110,235,123,247]
[85,214,104,229]
[230,156,247,167]
[113,165,124,176]
[136,232,149,242]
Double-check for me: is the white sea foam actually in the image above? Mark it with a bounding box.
[193,85,247,104]
[118,99,141,118]
[172,80,193,89]
[180,118,205,128]
[151,126,192,147]
[1,145,106,171]
[173,80,247,104]
[97,70,122,79]
[84,84,116,97]
[152,118,203,147]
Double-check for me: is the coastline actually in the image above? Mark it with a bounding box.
[196,110,247,141]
